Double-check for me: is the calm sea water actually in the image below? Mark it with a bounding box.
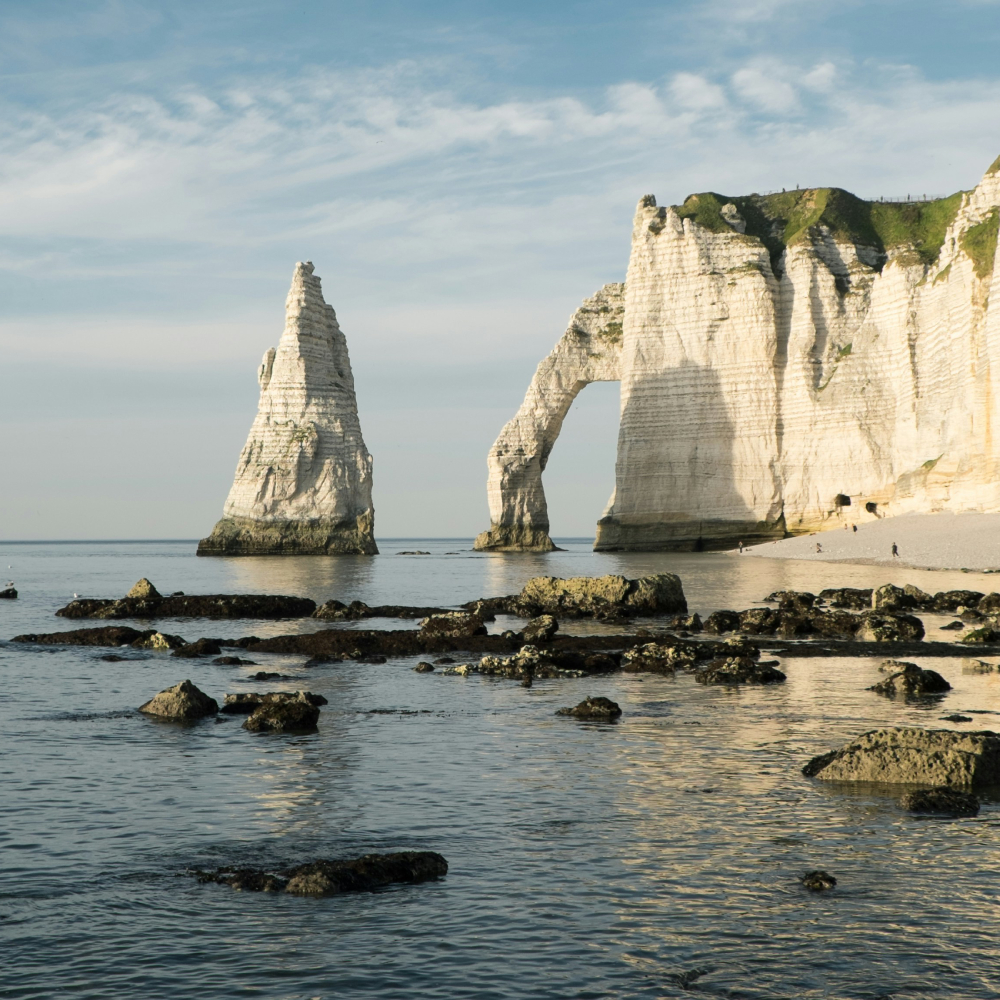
[2,540,1000,1000]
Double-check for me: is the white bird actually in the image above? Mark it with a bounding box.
[73,592,78,599]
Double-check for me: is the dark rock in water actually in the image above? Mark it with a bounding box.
[495,572,687,619]
[556,696,622,720]
[668,613,703,632]
[869,661,951,698]
[940,620,965,631]
[961,626,1000,644]
[818,587,872,610]
[252,671,291,681]
[931,589,985,613]
[222,690,327,715]
[13,626,151,647]
[0,587,17,599]
[775,613,814,638]
[737,608,782,635]
[56,579,316,620]
[802,727,1000,788]
[855,611,925,642]
[810,609,861,637]
[872,583,918,612]
[312,599,452,621]
[621,640,699,674]
[434,657,455,664]
[702,610,741,634]
[213,656,257,665]
[303,653,348,666]
[695,656,785,685]
[242,693,321,732]
[195,851,448,895]
[413,662,435,673]
[132,631,188,650]
[171,638,224,658]
[977,592,1000,614]
[419,612,487,638]
[358,654,388,664]
[766,590,816,613]
[139,679,218,720]
[801,870,836,891]
[899,786,980,817]
[100,654,127,662]
[941,714,973,722]
[521,614,559,643]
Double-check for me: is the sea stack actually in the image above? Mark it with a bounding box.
[479,154,1000,551]
[198,262,377,556]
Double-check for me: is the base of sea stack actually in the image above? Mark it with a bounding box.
[197,515,378,556]
[473,524,558,552]
[593,515,786,552]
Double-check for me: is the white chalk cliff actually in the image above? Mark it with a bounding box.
[474,284,624,551]
[199,262,377,555]
[477,156,1000,551]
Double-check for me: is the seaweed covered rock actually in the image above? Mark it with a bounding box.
[766,590,816,613]
[196,850,448,895]
[803,728,1000,788]
[810,610,861,638]
[818,588,872,610]
[171,638,224,658]
[931,590,985,613]
[961,626,1000,644]
[620,640,700,674]
[521,614,559,643]
[899,786,980,817]
[139,680,218,720]
[513,573,686,618]
[736,608,782,635]
[872,584,918,612]
[56,580,316,620]
[242,692,321,732]
[132,631,187,650]
[695,656,785,685]
[223,690,328,715]
[419,612,487,638]
[801,870,836,891]
[13,626,158,647]
[855,612,925,642]
[869,661,951,698]
[702,610,741,634]
[555,696,622,720]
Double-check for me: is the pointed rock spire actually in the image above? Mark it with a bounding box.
[198,262,377,555]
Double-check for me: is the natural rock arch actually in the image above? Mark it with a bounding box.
[474,283,624,552]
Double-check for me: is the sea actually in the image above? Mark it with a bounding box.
[2,539,1000,1000]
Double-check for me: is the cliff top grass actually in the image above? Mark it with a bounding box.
[674,187,965,268]
[959,209,999,279]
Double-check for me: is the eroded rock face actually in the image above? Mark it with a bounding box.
[803,727,1000,788]
[474,284,624,551]
[139,680,218,720]
[484,159,1000,550]
[198,262,377,556]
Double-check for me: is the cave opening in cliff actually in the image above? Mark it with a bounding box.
[540,380,621,542]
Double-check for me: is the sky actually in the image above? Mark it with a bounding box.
[2,0,1000,540]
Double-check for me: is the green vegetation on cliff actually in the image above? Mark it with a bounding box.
[674,187,964,270]
[960,210,999,279]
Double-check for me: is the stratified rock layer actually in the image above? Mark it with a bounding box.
[199,262,376,556]
[483,157,1000,550]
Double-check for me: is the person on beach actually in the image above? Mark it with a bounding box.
[738,540,743,553]
[816,542,822,553]
[892,542,899,558]
[853,525,858,533]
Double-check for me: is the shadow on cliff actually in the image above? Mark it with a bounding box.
[595,361,782,551]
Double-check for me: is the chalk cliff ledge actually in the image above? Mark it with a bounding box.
[198,262,377,556]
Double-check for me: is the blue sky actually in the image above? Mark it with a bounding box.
[2,0,999,539]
